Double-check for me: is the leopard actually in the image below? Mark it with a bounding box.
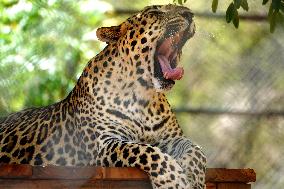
[0,4,206,189]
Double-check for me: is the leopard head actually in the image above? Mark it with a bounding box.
[96,4,195,91]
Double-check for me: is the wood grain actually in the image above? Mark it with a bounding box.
[31,166,100,179]
[205,183,217,189]
[206,168,256,183]
[0,179,152,189]
[0,164,256,189]
[217,183,251,189]
[0,164,32,178]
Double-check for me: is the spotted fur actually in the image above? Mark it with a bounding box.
[0,4,206,189]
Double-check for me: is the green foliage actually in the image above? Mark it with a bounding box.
[234,0,242,9]
[173,0,187,5]
[0,0,105,115]
[266,0,284,32]
[224,2,240,28]
[221,0,249,29]
[226,3,235,23]
[211,0,218,13]
[222,0,283,32]
[240,0,249,11]
[174,0,284,32]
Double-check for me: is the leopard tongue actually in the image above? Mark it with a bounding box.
[158,55,184,80]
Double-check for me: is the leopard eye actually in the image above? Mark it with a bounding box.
[179,12,193,20]
[148,10,164,15]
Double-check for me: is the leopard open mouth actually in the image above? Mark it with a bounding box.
[154,24,193,89]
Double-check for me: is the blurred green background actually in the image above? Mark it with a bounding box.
[0,0,284,188]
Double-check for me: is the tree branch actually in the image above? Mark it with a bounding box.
[106,9,267,22]
[173,107,284,117]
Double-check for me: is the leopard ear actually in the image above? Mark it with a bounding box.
[96,23,128,43]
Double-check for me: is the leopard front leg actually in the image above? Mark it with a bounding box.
[158,137,207,189]
[96,135,191,189]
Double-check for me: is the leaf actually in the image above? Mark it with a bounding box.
[270,10,278,32]
[272,0,281,11]
[233,9,239,28]
[174,0,187,5]
[241,0,249,11]
[212,0,219,13]
[234,0,242,9]
[280,2,284,13]
[226,3,235,23]
[262,0,269,5]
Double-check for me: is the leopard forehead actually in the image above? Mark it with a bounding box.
[118,4,194,48]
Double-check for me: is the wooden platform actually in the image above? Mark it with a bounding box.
[0,164,256,189]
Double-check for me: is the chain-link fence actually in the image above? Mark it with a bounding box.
[170,11,284,189]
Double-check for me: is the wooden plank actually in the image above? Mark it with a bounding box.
[31,166,149,180]
[206,168,256,183]
[0,179,152,189]
[0,179,251,189]
[217,183,251,189]
[102,167,148,180]
[205,183,217,189]
[0,164,32,178]
[0,164,256,184]
[0,180,252,189]
[31,166,101,179]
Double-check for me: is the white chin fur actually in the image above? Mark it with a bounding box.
[152,78,164,92]
[152,78,173,92]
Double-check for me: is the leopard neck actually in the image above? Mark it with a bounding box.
[66,43,159,115]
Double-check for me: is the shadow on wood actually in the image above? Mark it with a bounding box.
[0,164,256,189]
